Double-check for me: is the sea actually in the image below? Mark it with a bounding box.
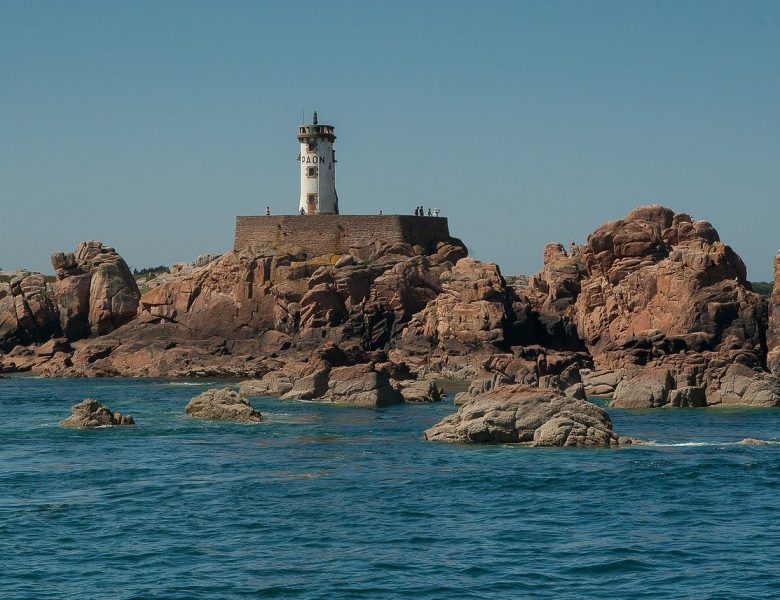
[2,376,780,599]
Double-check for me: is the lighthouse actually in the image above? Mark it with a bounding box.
[298,111,338,214]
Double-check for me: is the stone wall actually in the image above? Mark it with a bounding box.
[234,215,451,256]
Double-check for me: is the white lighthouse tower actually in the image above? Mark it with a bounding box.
[298,111,338,214]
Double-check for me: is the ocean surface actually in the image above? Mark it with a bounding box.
[2,377,780,599]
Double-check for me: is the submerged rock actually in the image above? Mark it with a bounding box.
[186,387,263,422]
[737,437,774,445]
[424,384,630,447]
[59,398,135,427]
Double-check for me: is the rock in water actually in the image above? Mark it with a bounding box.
[320,364,405,407]
[395,379,442,402]
[60,398,135,427]
[610,368,676,408]
[424,384,629,447]
[186,387,263,422]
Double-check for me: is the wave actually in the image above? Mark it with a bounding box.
[641,439,779,447]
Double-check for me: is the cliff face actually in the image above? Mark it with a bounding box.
[768,254,780,377]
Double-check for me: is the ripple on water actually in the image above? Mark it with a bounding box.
[3,378,780,598]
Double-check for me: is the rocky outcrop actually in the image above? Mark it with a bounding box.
[561,205,778,408]
[704,363,780,407]
[239,369,295,397]
[319,364,405,406]
[452,349,591,407]
[394,379,442,402]
[185,387,263,422]
[4,204,779,414]
[402,258,510,356]
[36,240,467,377]
[0,271,59,350]
[424,384,630,446]
[667,386,707,408]
[60,398,135,427]
[576,205,766,364]
[768,254,780,378]
[51,241,140,340]
[528,242,587,316]
[610,368,676,408]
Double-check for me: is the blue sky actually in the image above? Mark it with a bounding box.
[1,0,778,279]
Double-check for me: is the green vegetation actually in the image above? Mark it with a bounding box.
[133,266,170,277]
[750,281,774,299]
[0,274,10,283]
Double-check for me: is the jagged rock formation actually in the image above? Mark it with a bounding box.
[768,254,780,378]
[185,387,263,422]
[2,206,778,413]
[0,241,139,354]
[60,398,135,427]
[531,205,778,407]
[403,258,509,355]
[424,384,631,446]
[0,271,59,350]
[528,242,587,316]
[576,205,765,360]
[451,349,591,407]
[45,240,469,377]
[51,241,140,339]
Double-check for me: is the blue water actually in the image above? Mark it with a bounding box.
[2,378,780,599]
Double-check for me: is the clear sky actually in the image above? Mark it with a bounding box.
[1,0,778,279]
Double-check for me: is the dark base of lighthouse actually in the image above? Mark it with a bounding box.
[234,214,451,257]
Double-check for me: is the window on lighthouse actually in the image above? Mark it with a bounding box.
[306,166,318,178]
[307,142,317,153]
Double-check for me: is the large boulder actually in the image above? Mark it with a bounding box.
[60,398,135,427]
[320,364,405,406]
[185,387,263,422]
[394,379,442,402]
[609,368,676,408]
[424,384,629,447]
[51,241,140,339]
[704,363,780,407]
[239,371,296,397]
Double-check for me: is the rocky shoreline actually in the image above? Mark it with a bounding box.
[3,205,779,436]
